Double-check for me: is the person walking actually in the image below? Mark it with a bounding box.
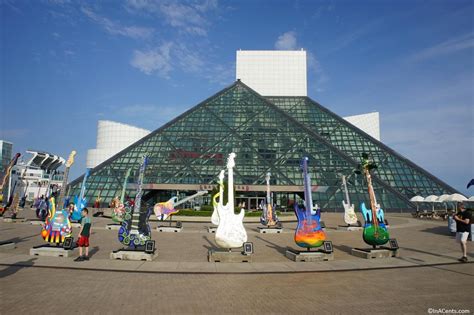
[453,204,471,262]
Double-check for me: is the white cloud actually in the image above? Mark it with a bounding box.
[407,32,474,63]
[274,31,298,50]
[125,0,217,36]
[130,43,173,77]
[81,7,154,40]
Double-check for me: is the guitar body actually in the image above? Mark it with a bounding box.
[118,200,152,248]
[71,195,87,221]
[294,204,326,248]
[260,203,279,226]
[153,191,207,221]
[343,201,358,225]
[41,197,72,244]
[214,154,247,249]
[360,202,389,246]
[215,206,247,248]
[112,202,127,223]
[211,170,225,226]
[153,197,179,221]
[211,192,220,226]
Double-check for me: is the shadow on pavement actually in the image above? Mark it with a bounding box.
[400,246,457,260]
[421,226,454,236]
[89,246,100,257]
[201,235,215,251]
[255,236,287,256]
[332,244,353,255]
[1,233,38,244]
[0,258,37,279]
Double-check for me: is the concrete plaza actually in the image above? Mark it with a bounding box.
[0,208,472,314]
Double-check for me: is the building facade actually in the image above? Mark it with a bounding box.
[68,81,458,211]
[86,120,150,168]
[10,150,65,202]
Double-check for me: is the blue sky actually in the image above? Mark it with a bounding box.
[1,0,473,195]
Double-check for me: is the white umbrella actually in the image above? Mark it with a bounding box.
[410,196,424,211]
[446,193,468,212]
[438,194,450,211]
[438,194,450,202]
[410,196,424,202]
[446,193,468,202]
[424,195,440,211]
[424,195,439,202]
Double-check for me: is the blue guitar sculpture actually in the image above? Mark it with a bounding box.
[71,169,90,221]
[118,156,152,248]
[294,157,326,248]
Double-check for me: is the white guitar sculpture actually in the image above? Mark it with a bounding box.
[342,175,358,226]
[215,153,247,249]
[211,170,225,226]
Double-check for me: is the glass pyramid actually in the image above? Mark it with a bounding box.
[69,81,458,211]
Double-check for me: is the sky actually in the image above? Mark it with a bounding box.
[1,0,473,196]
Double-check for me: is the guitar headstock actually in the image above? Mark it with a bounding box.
[218,170,225,182]
[226,152,236,169]
[65,151,77,168]
[300,156,309,172]
[12,153,21,162]
[355,153,377,174]
[265,172,271,183]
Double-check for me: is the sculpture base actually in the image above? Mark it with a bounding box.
[106,223,122,230]
[3,217,27,223]
[157,226,182,233]
[337,225,362,231]
[351,247,399,259]
[207,226,217,233]
[258,227,283,234]
[0,241,16,251]
[208,248,252,263]
[29,219,44,225]
[285,247,334,262]
[110,248,157,261]
[30,244,73,257]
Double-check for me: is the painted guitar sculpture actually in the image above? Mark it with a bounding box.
[294,157,326,248]
[41,151,76,244]
[260,172,280,227]
[342,175,358,226]
[112,168,132,223]
[71,168,90,221]
[358,153,389,247]
[154,190,208,221]
[0,153,21,216]
[211,170,225,226]
[215,153,247,249]
[118,156,152,248]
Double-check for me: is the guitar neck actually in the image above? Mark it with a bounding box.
[130,157,147,232]
[266,180,271,204]
[227,167,234,209]
[342,176,351,204]
[120,169,131,203]
[173,191,206,208]
[303,162,313,218]
[79,169,90,200]
[57,167,70,207]
[365,169,378,225]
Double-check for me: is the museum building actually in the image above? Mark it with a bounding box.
[68,50,459,211]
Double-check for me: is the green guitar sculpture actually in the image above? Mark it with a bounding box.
[357,153,389,247]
